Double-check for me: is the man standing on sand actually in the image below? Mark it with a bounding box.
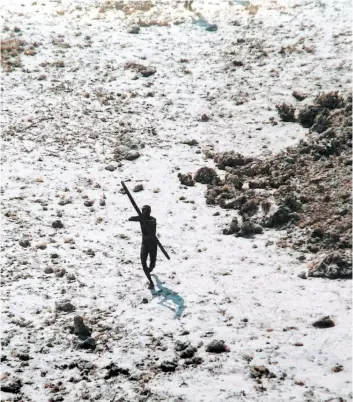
[128,205,157,289]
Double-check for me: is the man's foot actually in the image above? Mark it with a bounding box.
[148,282,155,290]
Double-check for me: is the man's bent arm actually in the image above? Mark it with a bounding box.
[128,216,141,222]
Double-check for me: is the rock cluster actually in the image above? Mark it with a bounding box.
[196,92,352,278]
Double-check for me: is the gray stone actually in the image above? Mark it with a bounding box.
[133,184,144,192]
[52,220,64,229]
[55,301,75,313]
[127,25,140,34]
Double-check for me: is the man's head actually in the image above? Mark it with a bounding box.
[142,205,151,217]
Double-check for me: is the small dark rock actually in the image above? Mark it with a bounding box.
[182,139,198,146]
[104,363,129,379]
[180,346,196,359]
[206,340,229,354]
[276,102,296,122]
[236,221,263,237]
[140,68,156,77]
[292,90,308,101]
[55,268,66,278]
[250,365,275,379]
[55,301,75,313]
[84,200,94,207]
[160,360,177,372]
[52,220,64,229]
[133,184,144,192]
[124,150,140,161]
[1,377,22,394]
[194,167,219,185]
[297,104,321,128]
[178,173,195,187]
[232,60,244,67]
[174,340,190,352]
[184,356,203,366]
[19,239,31,248]
[312,316,335,329]
[17,353,30,361]
[105,165,116,172]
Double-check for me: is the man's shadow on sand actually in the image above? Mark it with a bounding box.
[150,275,186,320]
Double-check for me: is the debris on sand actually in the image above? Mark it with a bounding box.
[309,252,352,279]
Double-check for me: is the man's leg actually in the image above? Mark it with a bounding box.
[148,242,158,273]
[141,243,154,289]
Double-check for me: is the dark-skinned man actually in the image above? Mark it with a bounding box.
[128,205,157,289]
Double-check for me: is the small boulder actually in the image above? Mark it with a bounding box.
[127,25,140,34]
[67,273,76,281]
[160,360,177,372]
[297,271,307,279]
[133,184,144,192]
[182,139,198,146]
[223,217,240,235]
[184,356,203,366]
[194,167,219,185]
[312,316,335,329]
[250,365,275,379]
[19,239,31,248]
[52,220,64,229]
[55,268,66,278]
[105,165,116,172]
[292,90,308,101]
[174,340,190,352]
[84,200,94,207]
[226,174,243,190]
[140,67,156,77]
[104,363,129,379]
[206,340,229,354]
[276,102,296,122]
[55,301,75,313]
[44,267,54,274]
[178,173,195,187]
[1,376,22,394]
[180,346,196,359]
[124,150,140,161]
[236,221,263,237]
[297,104,321,128]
